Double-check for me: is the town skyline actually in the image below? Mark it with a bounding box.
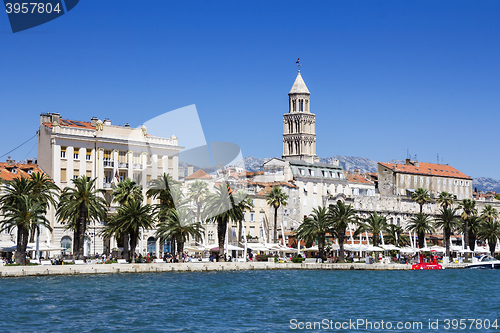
[2,2,500,179]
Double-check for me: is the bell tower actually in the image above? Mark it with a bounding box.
[282,69,318,163]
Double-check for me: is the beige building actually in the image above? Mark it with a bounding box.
[37,113,182,256]
[378,159,473,200]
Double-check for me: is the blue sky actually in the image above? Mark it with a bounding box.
[1,1,500,179]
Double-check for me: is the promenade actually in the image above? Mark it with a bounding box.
[0,262,467,278]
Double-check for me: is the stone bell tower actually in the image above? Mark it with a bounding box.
[282,70,318,163]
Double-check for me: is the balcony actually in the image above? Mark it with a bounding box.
[103,183,112,189]
[133,163,142,169]
[118,162,128,169]
[103,161,114,168]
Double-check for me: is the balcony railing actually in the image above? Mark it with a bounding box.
[118,162,128,168]
[103,161,114,167]
[133,163,142,169]
[103,183,112,188]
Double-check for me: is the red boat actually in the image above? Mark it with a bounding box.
[412,253,443,270]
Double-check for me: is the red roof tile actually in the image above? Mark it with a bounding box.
[378,162,471,180]
[42,118,95,130]
[185,169,212,180]
[0,162,45,182]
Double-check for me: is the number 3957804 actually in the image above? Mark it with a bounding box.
[5,2,62,14]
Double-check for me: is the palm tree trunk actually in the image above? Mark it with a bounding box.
[123,233,129,261]
[318,236,325,261]
[16,226,29,265]
[178,240,184,260]
[273,207,278,243]
[489,239,495,256]
[338,231,345,262]
[469,234,476,252]
[129,233,137,262]
[217,217,226,261]
[77,205,87,259]
[444,227,450,258]
[464,216,469,260]
[418,231,425,248]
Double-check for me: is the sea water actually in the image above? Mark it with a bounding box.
[0,269,498,332]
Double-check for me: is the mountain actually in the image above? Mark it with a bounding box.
[472,177,500,193]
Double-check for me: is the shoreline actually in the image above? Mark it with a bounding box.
[0,262,467,278]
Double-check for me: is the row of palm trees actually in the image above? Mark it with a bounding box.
[0,172,271,264]
[297,189,500,262]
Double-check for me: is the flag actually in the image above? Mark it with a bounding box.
[115,170,120,182]
[296,58,300,64]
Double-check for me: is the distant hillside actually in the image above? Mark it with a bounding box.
[472,177,500,193]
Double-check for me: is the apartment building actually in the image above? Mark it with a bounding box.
[37,113,182,255]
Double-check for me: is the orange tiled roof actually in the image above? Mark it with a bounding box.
[42,118,95,130]
[345,173,372,184]
[185,169,211,180]
[378,161,471,180]
[0,162,45,182]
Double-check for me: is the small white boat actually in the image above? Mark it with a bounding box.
[466,255,500,269]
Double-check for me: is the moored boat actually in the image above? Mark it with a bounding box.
[467,255,500,269]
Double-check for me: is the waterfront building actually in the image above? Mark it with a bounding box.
[37,113,182,255]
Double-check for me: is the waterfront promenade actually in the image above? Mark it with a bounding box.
[0,262,467,277]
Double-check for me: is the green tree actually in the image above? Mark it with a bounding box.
[459,199,477,254]
[28,172,60,243]
[297,207,332,260]
[407,212,434,248]
[266,186,288,244]
[1,194,51,265]
[437,191,454,210]
[411,188,431,213]
[57,176,108,259]
[156,207,203,258]
[384,224,410,247]
[233,189,254,244]
[434,207,461,257]
[327,200,358,262]
[101,199,154,262]
[204,183,242,261]
[478,219,500,256]
[481,204,498,224]
[111,178,143,260]
[355,212,387,247]
[466,215,482,252]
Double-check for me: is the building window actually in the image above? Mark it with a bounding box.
[414,176,418,184]
[407,175,411,182]
[426,177,430,184]
[400,175,404,182]
[300,169,305,176]
[249,227,255,237]
[313,183,317,194]
[73,152,79,160]
[420,177,424,184]
[250,212,255,222]
[443,179,446,186]
[208,231,214,241]
[61,147,66,158]
[437,179,441,185]
[86,151,91,160]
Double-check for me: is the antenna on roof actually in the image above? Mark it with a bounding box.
[437,153,439,164]
[407,149,409,159]
[414,154,417,161]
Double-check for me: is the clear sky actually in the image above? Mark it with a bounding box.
[1,1,500,179]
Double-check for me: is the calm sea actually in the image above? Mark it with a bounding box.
[0,269,498,332]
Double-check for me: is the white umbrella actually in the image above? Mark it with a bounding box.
[365,245,384,252]
[429,245,446,253]
[381,244,400,251]
[27,243,65,252]
[399,247,418,254]
[303,245,319,252]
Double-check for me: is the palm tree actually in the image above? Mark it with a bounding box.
[28,172,59,243]
[384,224,410,247]
[459,199,477,253]
[266,186,288,243]
[233,190,254,244]
[101,199,154,262]
[434,207,461,257]
[112,178,143,206]
[407,212,434,248]
[112,178,143,259]
[327,200,358,262]
[56,176,108,259]
[146,173,180,214]
[466,215,482,252]
[481,204,498,224]
[437,191,454,209]
[146,173,181,253]
[356,212,387,247]
[297,207,332,260]
[411,188,431,213]
[1,194,51,265]
[478,219,500,256]
[204,183,242,261]
[188,180,210,245]
[156,208,203,258]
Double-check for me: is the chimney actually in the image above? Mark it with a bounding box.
[6,156,15,165]
[40,112,52,125]
[124,123,130,128]
[91,117,98,127]
[188,165,194,176]
[405,159,411,165]
[354,169,361,175]
[51,113,60,125]
[414,161,419,167]
[103,119,111,125]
